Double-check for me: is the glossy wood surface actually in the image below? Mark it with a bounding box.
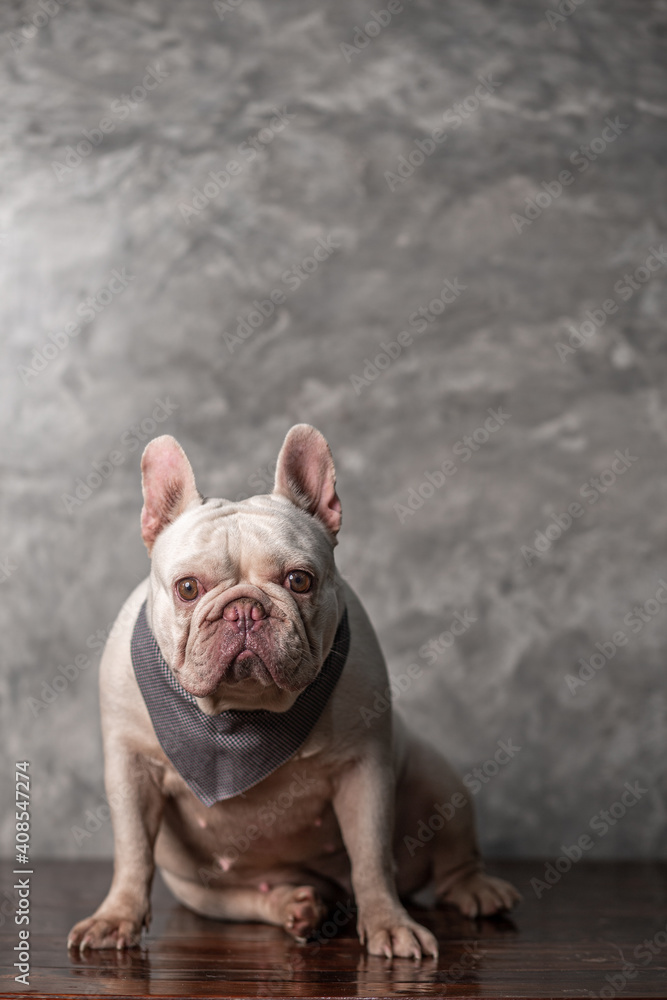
[1,861,665,998]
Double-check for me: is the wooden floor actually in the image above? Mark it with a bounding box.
[1,861,665,999]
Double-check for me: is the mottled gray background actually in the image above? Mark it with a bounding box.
[1,0,666,861]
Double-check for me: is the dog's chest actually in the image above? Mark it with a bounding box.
[161,750,344,866]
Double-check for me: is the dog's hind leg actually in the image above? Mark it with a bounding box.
[159,867,327,942]
[394,723,521,918]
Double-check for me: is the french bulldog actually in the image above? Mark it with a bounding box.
[67,424,519,960]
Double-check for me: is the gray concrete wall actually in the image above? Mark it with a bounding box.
[1,0,665,861]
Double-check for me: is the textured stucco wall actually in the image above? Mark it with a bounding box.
[1,0,665,862]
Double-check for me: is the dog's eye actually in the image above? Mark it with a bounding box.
[176,578,200,602]
[286,570,313,594]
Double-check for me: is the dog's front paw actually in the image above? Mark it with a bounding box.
[67,911,145,951]
[440,871,521,918]
[361,908,438,960]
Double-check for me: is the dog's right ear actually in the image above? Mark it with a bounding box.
[140,436,202,553]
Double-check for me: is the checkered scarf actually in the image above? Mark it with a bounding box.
[131,601,350,806]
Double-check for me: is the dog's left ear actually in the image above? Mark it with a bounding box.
[273,424,342,540]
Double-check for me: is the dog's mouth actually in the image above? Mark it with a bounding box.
[220,628,291,689]
[225,649,273,686]
[180,618,310,698]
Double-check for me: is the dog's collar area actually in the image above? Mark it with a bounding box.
[131,602,350,806]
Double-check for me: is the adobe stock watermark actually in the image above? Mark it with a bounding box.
[27,582,144,717]
[529,781,649,898]
[545,0,586,31]
[591,919,667,1000]
[394,408,511,523]
[385,74,500,191]
[5,0,72,52]
[510,117,628,233]
[349,277,468,394]
[51,65,169,180]
[520,449,638,566]
[299,895,356,951]
[178,107,296,222]
[255,893,357,988]
[339,0,413,63]
[213,0,245,20]
[0,555,18,584]
[418,611,478,663]
[360,610,477,728]
[70,764,153,847]
[61,397,178,514]
[17,268,135,385]
[555,245,667,362]
[195,773,318,876]
[359,662,424,728]
[565,580,667,695]
[233,458,277,502]
[224,235,341,354]
[441,943,487,986]
[404,739,521,856]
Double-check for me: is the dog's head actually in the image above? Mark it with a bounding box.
[140,424,343,715]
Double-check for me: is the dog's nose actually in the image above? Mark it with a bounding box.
[221,598,267,629]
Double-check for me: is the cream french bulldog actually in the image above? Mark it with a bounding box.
[67,424,519,960]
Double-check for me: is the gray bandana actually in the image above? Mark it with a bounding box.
[131,601,350,806]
